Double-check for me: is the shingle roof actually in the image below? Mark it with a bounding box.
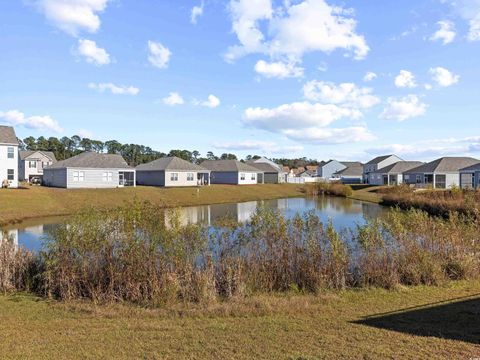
[376,161,424,174]
[19,150,57,162]
[365,155,399,165]
[200,160,262,172]
[406,157,480,174]
[461,163,480,172]
[46,152,131,169]
[136,156,208,172]
[0,125,18,145]
[335,162,364,177]
[246,161,281,173]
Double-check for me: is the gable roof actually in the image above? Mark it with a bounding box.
[200,160,262,172]
[461,163,480,172]
[375,161,424,174]
[251,157,281,170]
[366,154,400,165]
[246,161,281,173]
[46,152,131,169]
[136,156,207,172]
[19,150,57,162]
[334,162,364,177]
[406,157,480,174]
[0,125,18,145]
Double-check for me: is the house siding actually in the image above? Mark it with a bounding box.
[20,152,54,181]
[0,144,19,188]
[164,171,201,187]
[404,172,461,189]
[209,171,258,185]
[43,168,67,188]
[44,167,135,189]
[263,173,279,184]
[319,160,346,180]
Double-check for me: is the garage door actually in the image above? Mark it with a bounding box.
[461,173,474,189]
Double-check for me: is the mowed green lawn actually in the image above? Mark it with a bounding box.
[1,281,479,359]
[0,184,305,225]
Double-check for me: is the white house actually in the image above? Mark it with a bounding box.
[200,160,263,185]
[363,155,403,185]
[43,152,135,189]
[246,157,286,183]
[0,125,19,188]
[19,150,57,183]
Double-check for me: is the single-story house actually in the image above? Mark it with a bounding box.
[0,125,19,188]
[200,160,263,185]
[331,162,364,184]
[136,156,210,187]
[368,161,424,186]
[299,170,318,178]
[364,154,403,184]
[246,157,286,183]
[459,163,480,189]
[19,150,57,183]
[43,152,135,189]
[404,157,480,189]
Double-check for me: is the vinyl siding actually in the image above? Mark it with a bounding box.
[319,160,346,180]
[0,144,19,188]
[43,168,68,188]
[209,171,258,185]
[20,152,54,181]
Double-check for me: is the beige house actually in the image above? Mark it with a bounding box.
[19,150,57,183]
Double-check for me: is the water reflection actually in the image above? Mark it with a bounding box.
[3,196,388,252]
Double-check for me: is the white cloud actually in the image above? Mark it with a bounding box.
[77,128,94,138]
[35,0,110,36]
[0,109,62,133]
[429,66,459,87]
[162,92,185,106]
[226,0,369,63]
[254,60,304,78]
[283,126,375,144]
[303,81,380,109]
[363,71,377,82]
[76,39,110,66]
[430,20,456,44]
[191,2,204,24]
[147,41,171,69]
[213,140,304,154]
[424,84,433,90]
[380,95,427,122]
[88,83,139,95]
[394,70,417,88]
[445,0,480,41]
[200,95,221,108]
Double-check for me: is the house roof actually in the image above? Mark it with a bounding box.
[375,161,424,174]
[19,150,57,162]
[46,152,131,169]
[365,154,399,165]
[0,125,18,145]
[200,160,263,172]
[334,162,364,177]
[461,162,480,172]
[406,157,480,174]
[136,156,207,172]
[299,170,317,177]
[246,161,281,173]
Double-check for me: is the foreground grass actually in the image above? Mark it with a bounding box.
[0,184,304,225]
[1,281,479,359]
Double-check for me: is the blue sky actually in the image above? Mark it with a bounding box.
[1,0,480,162]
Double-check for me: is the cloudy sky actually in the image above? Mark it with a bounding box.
[1,0,480,161]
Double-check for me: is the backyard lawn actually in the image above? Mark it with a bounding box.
[0,281,479,359]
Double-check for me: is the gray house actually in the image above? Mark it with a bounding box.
[19,150,57,182]
[332,162,364,184]
[136,156,210,187]
[43,152,135,189]
[318,160,347,180]
[246,157,286,183]
[0,125,19,188]
[200,160,263,185]
[459,163,480,189]
[364,155,403,184]
[404,157,480,189]
[368,161,424,186]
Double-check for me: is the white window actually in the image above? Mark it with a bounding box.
[187,173,194,181]
[73,171,85,182]
[7,169,14,180]
[404,175,410,181]
[170,173,178,181]
[251,173,256,180]
[29,161,37,168]
[240,173,245,180]
[7,147,14,159]
[103,172,113,182]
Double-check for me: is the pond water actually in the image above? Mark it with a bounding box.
[2,196,387,252]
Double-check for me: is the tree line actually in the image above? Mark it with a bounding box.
[19,135,319,168]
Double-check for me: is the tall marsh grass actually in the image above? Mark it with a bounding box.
[1,201,479,305]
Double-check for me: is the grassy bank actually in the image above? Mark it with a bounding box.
[306,182,384,203]
[0,184,304,225]
[1,281,479,359]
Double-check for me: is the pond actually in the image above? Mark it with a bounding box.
[2,196,387,252]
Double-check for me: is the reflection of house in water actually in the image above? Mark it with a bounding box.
[362,202,387,222]
[1,229,18,248]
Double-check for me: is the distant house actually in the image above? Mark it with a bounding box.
[298,170,317,178]
[200,160,263,185]
[460,163,480,189]
[0,125,19,188]
[290,167,305,177]
[305,165,318,173]
[43,152,135,189]
[136,156,210,187]
[247,157,286,183]
[19,150,57,183]
[404,157,480,189]
[364,155,403,184]
[318,160,349,180]
[332,162,364,184]
[368,161,424,186]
